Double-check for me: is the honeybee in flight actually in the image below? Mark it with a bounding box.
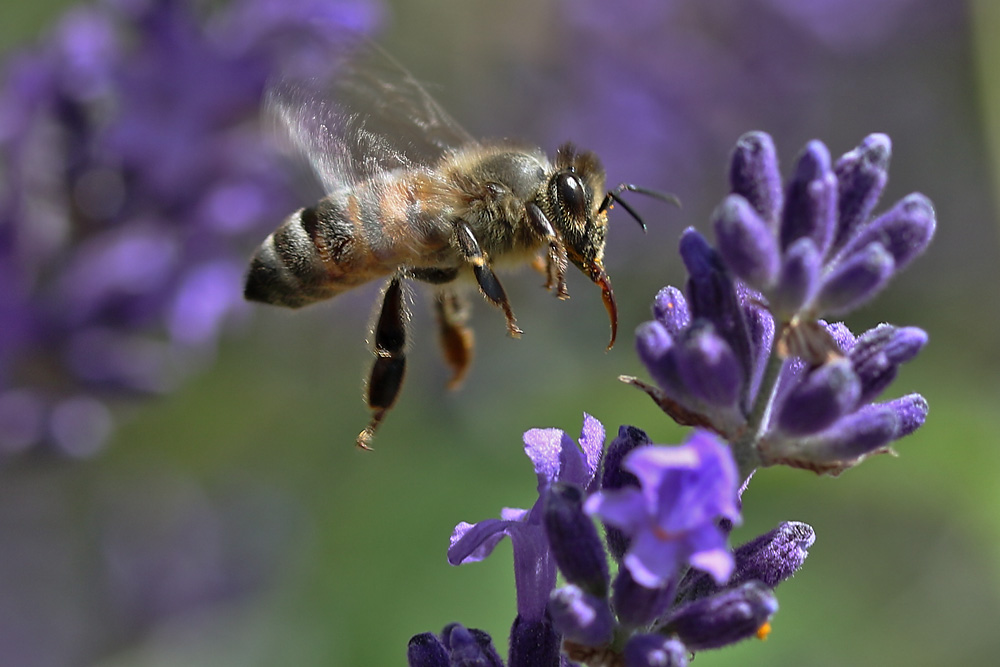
[244,42,675,449]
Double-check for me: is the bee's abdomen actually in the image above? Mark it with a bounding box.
[244,198,372,308]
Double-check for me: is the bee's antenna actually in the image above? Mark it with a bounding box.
[599,184,681,231]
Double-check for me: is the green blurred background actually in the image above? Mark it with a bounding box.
[4,0,1000,665]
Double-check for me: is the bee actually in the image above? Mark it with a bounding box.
[244,42,675,449]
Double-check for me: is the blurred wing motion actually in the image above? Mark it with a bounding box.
[264,39,477,194]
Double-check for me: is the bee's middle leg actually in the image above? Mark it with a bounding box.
[454,220,522,338]
[357,275,407,450]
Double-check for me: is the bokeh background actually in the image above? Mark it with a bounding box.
[2,0,1000,665]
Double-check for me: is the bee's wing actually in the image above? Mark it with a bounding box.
[266,39,476,195]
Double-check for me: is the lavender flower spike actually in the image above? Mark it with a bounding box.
[585,429,740,588]
[629,132,931,478]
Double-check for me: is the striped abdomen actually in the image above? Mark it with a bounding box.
[244,172,454,308]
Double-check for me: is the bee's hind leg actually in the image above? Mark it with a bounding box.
[455,220,522,338]
[409,267,475,390]
[357,275,408,450]
[434,289,474,390]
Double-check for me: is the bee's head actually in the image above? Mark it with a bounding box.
[542,143,680,349]
[545,143,617,348]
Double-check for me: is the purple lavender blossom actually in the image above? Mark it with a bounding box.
[0,0,381,457]
[627,133,932,478]
[430,419,807,665]
[585,430,740,589]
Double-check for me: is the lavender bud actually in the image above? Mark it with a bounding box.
[674,322,744,409]
[548,585,615,647]
[884,393,929,437]
[653,286,691,334]
[824,321,857,353]
[776,359,861,436]
[713,194,780,291]
[508,614,561,667]
[730,521,815,588]
[729,131,783,226]
[602,426,649,491]
[780,140,836,254]
[803,404,899,462]
[664,581,778,651]
[814,242,895,316]
[635,321,682,400]
[680,228,753,380]
[833,133,891,251]
[623,634,689,667]
[850,325,928,403]
[443,624,504,667]
[601,426,649,561]
[612,567,676,630]
[676,522,815,603]
[843,193,936,271]
[543,483,609,596]
[407,633,450,667]
[770,237,820,319]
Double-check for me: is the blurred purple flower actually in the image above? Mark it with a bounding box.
[0,0,382,457]
[542,0,952,212]
[0,469,299,666]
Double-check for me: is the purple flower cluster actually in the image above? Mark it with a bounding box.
[0,0,380,457]
[626,132,932,478]
[411,417,812,666]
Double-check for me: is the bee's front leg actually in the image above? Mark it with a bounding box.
[455,220,522,338]
[434,289,474,390]
[357,275,407,450]
[526,202,569,299]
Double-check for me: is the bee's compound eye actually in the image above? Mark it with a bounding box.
[556,172,587,218]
